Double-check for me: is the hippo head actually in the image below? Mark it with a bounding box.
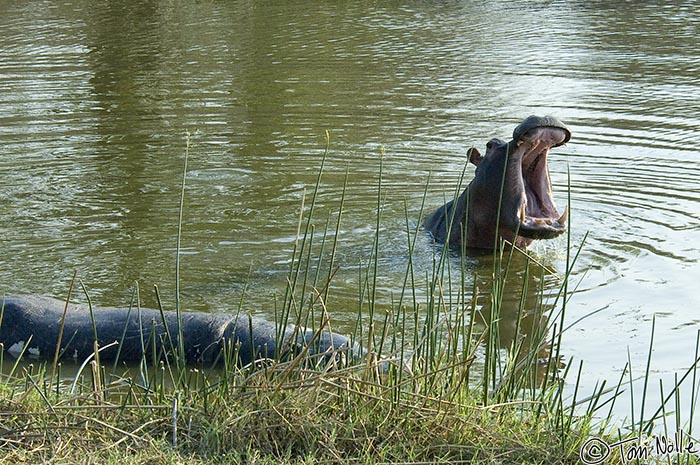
[465,115,571,248]
[424,115,571,249]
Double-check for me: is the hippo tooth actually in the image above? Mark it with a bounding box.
[519,204,526,222]
[558,206,569,224]
[8,341,25,358]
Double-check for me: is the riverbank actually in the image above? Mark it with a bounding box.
[0,218,596,463]
[0,354,593,465]
[0,235,615,464]
[2,153,695,465]
[0,261,693,464]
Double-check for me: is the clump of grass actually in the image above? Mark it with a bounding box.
[1,138,697,465]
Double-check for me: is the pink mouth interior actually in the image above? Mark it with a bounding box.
[516,127,568,230]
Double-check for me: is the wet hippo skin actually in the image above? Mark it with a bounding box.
[424,115,571,249]
[0,295,355,366]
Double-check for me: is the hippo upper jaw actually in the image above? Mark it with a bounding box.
[506,126,569,241]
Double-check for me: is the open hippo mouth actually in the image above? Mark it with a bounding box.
[510,116,570,239]
[424,115,571,249]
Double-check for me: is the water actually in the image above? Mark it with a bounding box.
[1,0,699,430]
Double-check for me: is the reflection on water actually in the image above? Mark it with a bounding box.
[1,0,699,428]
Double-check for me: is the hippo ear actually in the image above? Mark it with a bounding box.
[467,147,483,166]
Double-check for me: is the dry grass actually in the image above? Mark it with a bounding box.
[0,355,592,465]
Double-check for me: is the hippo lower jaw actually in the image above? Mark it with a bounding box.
[516,205,568,240]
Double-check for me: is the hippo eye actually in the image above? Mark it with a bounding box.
[485,138,506,151]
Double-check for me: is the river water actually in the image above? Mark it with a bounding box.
[1,0,699,430]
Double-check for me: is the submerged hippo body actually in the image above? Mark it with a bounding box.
[424,115,571,249]
[0,295,355,366]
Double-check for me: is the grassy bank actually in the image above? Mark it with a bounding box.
[0,356,591,465]
[1,142,694,464]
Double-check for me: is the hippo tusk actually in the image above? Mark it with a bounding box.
[558,205,569,225]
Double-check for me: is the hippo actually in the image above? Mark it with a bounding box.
[424,115,571,249]
[0,295,356,366]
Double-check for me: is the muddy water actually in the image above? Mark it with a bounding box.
[1,1,699,428]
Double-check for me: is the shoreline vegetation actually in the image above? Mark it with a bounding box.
[1,140,698,464]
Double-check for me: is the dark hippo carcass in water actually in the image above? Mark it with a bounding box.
[0,295,357,366]
[424,115,571,249]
